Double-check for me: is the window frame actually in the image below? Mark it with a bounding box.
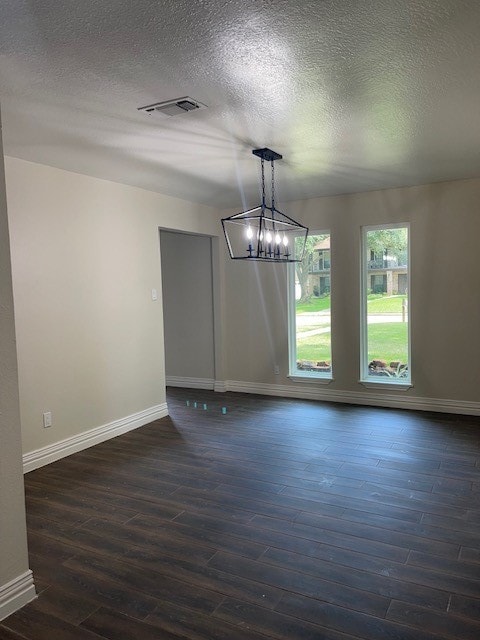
[288,229,333,382]
[360,222,412,387]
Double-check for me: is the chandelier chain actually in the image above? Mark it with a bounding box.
[261,158,266,209]
[271,159,275,213]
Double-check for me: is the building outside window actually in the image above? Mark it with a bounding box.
[361,224,410,384]
[289,233,332,379]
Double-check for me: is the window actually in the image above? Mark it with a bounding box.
[361,224,410,384]
[289,232,332,379]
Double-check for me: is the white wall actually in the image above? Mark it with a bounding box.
[5,157,219,461]
[220,178,480,410]
[0,118,35,620]
[160,231,215,384]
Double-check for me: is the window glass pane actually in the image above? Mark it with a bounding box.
[363,226,410,382]
[290,233,332,376]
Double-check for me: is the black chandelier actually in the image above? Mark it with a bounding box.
[221,148,308,262]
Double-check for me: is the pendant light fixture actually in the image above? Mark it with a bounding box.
[221,148,308,262]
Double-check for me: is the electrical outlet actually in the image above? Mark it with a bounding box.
[43,411,52,428]
[274,365,280,375]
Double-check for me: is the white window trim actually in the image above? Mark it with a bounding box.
[360,222,411,385]
[360,380,412,390]
[288,230,333,380]
[289,374,334,384]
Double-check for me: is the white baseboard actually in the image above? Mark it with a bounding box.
[166,376,215,390]
[23,403,168,473]
[222,380,480,416]
[214,380,227,393]
[0,570,36,622]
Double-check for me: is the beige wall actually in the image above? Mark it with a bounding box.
[5,157,218,456]
[5,151,479,620]
[221,178,480,403]
[6,155,480,472]
[0,120,32,611]
[223,257,290,382]
[160,231,215,381]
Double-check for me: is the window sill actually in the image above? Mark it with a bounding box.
[289,375,334,385]
[360,380,412,391]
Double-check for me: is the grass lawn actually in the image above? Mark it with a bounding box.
[296,322,408,364]
[296,332,332,361]
[295,296,331,313]
[296,294,406,315]
[367,322,408,363]
[367,295,407,314]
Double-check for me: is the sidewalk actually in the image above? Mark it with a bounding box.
[297,312,408,338]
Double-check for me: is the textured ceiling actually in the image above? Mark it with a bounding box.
[1,0,480,208]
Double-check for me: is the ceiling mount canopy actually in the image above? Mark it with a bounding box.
[221,148,308,263]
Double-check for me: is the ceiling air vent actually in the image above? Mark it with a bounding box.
[138,97,207,117]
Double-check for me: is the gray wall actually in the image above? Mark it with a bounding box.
[6,156,480,477]
[2,150,480,622]
[160,231,215,382]
[5,157,219,457]
[0,114,33,616]
[221,177,480,405]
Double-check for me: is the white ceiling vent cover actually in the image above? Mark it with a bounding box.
[138,97,207,117]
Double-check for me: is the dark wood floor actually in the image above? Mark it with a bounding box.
[2,389,480,640]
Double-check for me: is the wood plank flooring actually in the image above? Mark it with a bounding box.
[2,388,480,639]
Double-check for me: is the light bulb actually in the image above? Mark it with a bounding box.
[246,226,253,239]
[266,231,272,243]
[283,235,289,246]
[275,233,281,244]
[259,232,264,241]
